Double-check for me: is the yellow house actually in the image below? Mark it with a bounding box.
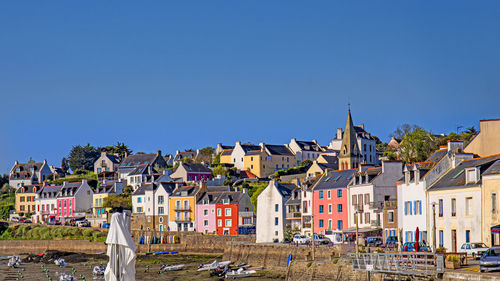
[15,184,40,215]
[482,160,500,246]
[93,181,123,218]
[168,185,201,231]
[465,119,500,157]
[219,149,233,165]
[243,143,297,178]
[306,156,339,177]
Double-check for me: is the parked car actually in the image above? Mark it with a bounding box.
[402,242,431,252]
[23,220,32,224]
[293,234,309,244]
[324,230,343,244]
[314,234,331,245]
[102,222,110,228]
[11,217,20,222]
[366,237,383,247]
[383,236,399,248]
[459,242,489,259]
[480,247,500,272]
[76,220,90,227]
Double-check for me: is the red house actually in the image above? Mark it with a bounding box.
[312,169,356,234]
[215,191,253,235]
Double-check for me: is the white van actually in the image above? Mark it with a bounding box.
[325,230,343,244]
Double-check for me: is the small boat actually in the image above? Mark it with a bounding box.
[160,264,185,271]
[210,265,228,277]
[55,258,67,267]
[93,264,106,275]
[197,260,232,271]
[7,255,21,268]
[225,267,257,278]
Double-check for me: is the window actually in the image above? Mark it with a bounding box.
[328,219,332,229]
[218,219,222,227]
[466,197,473,215]
[365,212,370,223]
[319,205,324,213]
[337,189,342,198]
[466,168,477,184]
[204,209,208,216]
[225,219,232,227]
[217,208,221,216]
[364,194,370,204]
[493,193,497,213]
[439,230,444,247]
[275,204,279,212]
[358,194,363,205]
[319,219,324,228]
[137,197,142,203]
[204,220,208,226]
[352,195,357,205]
[333,220,342,231]
[337,204,343,213]
[243,218,251,225]
[328,204,332,214]
[388,211,394,223]
[327,191,331,199]
[158,196,164,204]
[438,199,443,217]
[465,230,470,243]
[319,191,324,199]
[225,208,231,216]
[275,217,278,225]
[158,207,164,215]
[451,198,456,217]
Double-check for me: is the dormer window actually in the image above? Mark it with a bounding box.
[466,168,478,184]
[222,198,229,204]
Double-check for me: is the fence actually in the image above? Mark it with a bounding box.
[350,252,444,276]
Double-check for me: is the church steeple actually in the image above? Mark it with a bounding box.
[339,108,361,170]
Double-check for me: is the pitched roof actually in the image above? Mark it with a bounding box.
[425,148,447,163]
[182,163,212,173]
[339,109,361,158]
[295,140,322,152]
[316,163,339,171]
[38,185,62,198]
[171,185,200,197]
[318,155,338,164]
[221,149,233,156]
[275,182,295,197]
[429,154,500,191]
[313,169,356,190]
[484,160,500,176]
[120,153,157,167]
[128,164,150,176]
[95,181,119,194]
[240,170,257,179]
[10,162,46,180]
[15,184,42,194]
[105,154,121,164]
[265,144,294,156]
[214,191,245,204]
[132,182,177,196]
[197,192,225,204]
[241,144,261,153]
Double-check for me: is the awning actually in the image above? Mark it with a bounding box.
[491,225,500,233]
[342,227,381,235]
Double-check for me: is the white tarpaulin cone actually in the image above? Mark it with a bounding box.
[105,212,136,281]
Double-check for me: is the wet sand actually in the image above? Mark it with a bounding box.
[0,253,285,281]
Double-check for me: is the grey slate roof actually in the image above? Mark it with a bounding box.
[429,155,500,191]
[132,182,177,196]
[265,144,294,156]
[425,149,447,163]
[15,184,42,194]
[295,141,322,152]
[10,162,45,180]
[484,160,500,176]
[171,185,200,197]
[319,155,338,164]
[120,154,157,167]
[183,163,212,174]
[128,164,150,176]
[275,182,296,197]
[95,181,119,194]
[207,186,232,192]
[39,185,62,198]
[221,149,233,156]
[241,144,261,153]
[214,192,244,204]
[313,169,356,190]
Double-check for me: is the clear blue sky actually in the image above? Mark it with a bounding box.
[1,1,500,173]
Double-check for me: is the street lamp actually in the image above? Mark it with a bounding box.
[355,210,362,254]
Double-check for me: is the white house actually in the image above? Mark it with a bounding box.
[9,160,52,188]
[398,141,473,245]
[288,138,324,164]
[347,161,402,238]
[138,182,176,231]
[427,154,500,252]
[230,142,261,170]
[300,184,314,236]
[34,185,62,224]
[329,124,378,165]
[256,180,294,243]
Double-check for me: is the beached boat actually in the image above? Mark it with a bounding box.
[197,260,232,271]
[225,267,257,278]
[161,264,185,271]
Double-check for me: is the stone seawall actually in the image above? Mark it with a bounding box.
[0,240,107,255]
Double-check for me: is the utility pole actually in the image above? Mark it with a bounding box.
[432,202,437,251]
[311,213,315,260]
[356,211,359,254]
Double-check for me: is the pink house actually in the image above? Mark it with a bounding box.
[312,169,356,234]
[196,192,219,234]
[56,180,93,223]
[170,162,213,182]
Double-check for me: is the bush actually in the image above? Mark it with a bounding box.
[435,247,447,253]
[446,255,460,262]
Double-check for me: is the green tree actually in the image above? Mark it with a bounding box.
[212,165,226,176]
[103,194,132,210]
[27,157,35,163]
[60,157,69,174]
[399,128,438,163]
[100,142,132,159]
[197,147,215,164]
[300,160,313,168]
[68,144,100,172]
[0,174,9,188]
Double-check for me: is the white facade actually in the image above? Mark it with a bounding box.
[73,181,94,212]
[256,181,291,243]
[300,188,313,236]
[347,161,402,230]
[428,187,482,252]
[132,193,145,214]
[231,142,247,170]
[288,138,324,164]
[329,127,378,165]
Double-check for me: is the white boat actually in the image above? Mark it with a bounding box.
[161,264,185,271]
[197,260,232,271]
[225,267,257,278]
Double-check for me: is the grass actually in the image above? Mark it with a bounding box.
[0,225,107,242]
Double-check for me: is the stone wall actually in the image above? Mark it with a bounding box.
[0,240,106,255]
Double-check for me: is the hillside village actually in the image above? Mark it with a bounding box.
[6,110,500,253]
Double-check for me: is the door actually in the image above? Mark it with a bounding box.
[451,230,457,252]
[159,225,163,232]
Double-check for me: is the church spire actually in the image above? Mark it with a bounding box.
[339,108,361,170]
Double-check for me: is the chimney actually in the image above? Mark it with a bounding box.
[101,151,107,157]
[242,187,248,194]
[236,141,241,146]
[63,181,69,187]
[176,150,180,155]
[358,124,365,130]
[312,139,318,144]
[81,178,87,185]
[336,128,342,139]
[292,138,296,143]
[157,150,161,156]
[124,151,128,158]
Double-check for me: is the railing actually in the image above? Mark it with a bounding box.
[175,217,191,222]
[369,201,384,210]
[239,211,254,217]
[174,206,191,211]
[384,200,397,209]
[293,212,301,218]
[303,223,311,228]
[350,252,443,276]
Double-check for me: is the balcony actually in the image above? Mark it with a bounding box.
[369,201,384,211]
[384,200,397,209]
[175,217,191,222]
[303,223,312,228]
[239,211,254,217]
[174,205,191,211]
[287,212,301,220]
[370,220,381,227]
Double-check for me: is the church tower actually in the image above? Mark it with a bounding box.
[338,108,361,170]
